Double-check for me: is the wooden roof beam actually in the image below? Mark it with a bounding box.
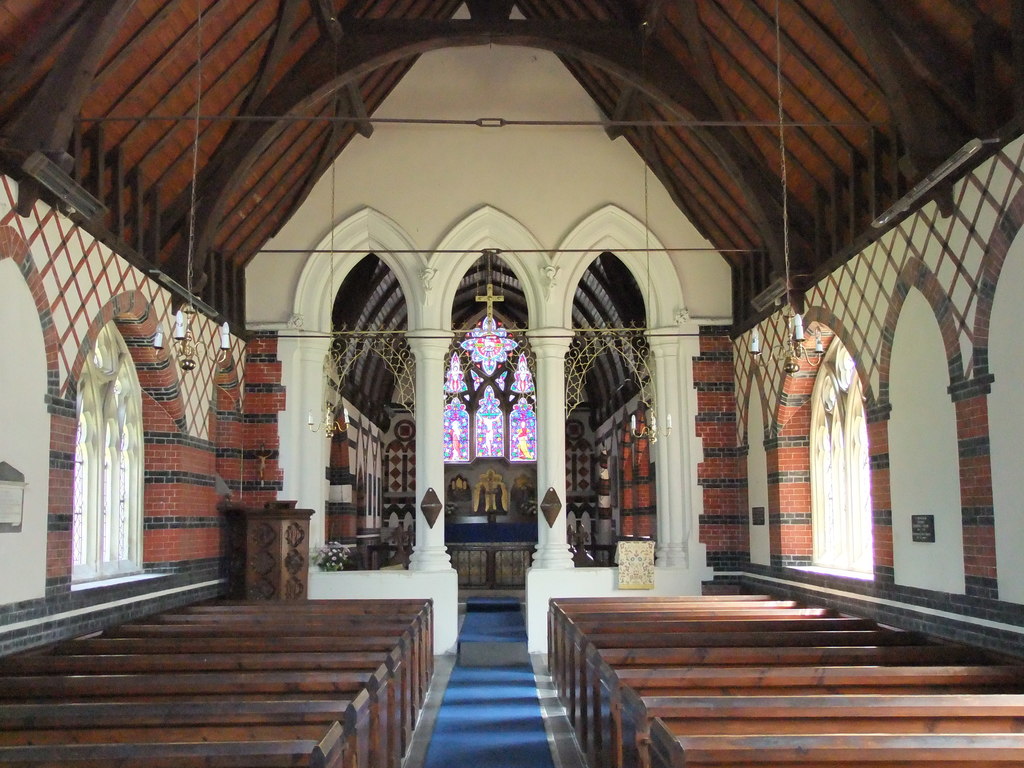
[246,0,307,111]
[171,17,789,280]
[833,0,969,185]
[2,0,135,214]
[875,2,983,134]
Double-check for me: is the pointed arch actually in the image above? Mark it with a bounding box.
[878,258,965,406]
[432,205,545,330]
[556,204,686,329]
[293,207,420,332]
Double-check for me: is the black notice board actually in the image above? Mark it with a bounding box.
[751,506,766,526]
[911,514,936,543]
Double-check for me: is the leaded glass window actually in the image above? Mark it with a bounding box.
[72,323,143,582]
[810,338,873,574]
[444,317,536,463]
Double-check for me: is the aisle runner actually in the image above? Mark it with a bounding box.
[422,599,556,768]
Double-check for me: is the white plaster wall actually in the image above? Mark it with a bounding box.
[989,237,1024,605]
[746,387,771,566]
[247,44,730,324]
[0,258,49,602]
[889,290,965,593]
[309,569,459,654]
[525,566,705,654]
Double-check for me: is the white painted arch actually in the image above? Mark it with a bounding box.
[429,205,547,329]
[556,204,687,329]
[293,207,423,332]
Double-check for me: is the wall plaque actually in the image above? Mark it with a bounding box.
[751,506,766,526]
[911,514,936,543]
[0,462,26,533]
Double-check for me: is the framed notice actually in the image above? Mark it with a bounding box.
[911,514,936,543]
[751,506,766,526]
[0,461,26,533]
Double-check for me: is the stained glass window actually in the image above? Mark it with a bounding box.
[475,386,504,457]
[443,400,470,462]
[511,353,534,394]
[444,353,467,394]
[460,315,518,375]
[509,400,537,461]
[444,317,537,462]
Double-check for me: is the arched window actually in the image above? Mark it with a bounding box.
[810,338,872,574]
[444,317,536,463]
[71,323,143,581]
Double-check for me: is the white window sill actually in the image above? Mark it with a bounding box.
[71,572,165,592]
[790,564,874,582]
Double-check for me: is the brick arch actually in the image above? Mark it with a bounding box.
[972,182,1024,374]
[802,306,877,407]
[0,225,59,394]
[67,290,188,433]
[738,364,770,448]
[213,349,242,412]
[877,257,965,405]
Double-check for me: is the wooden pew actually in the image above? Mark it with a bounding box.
[0,599,434,768]
[549,596,1024,768]
[628,692,1024,768]
[647,731,1024,767]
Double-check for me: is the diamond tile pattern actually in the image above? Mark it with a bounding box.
[0,176,245,440]
[736,137,1024,435]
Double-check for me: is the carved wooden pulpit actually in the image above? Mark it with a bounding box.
[224,500,314,600]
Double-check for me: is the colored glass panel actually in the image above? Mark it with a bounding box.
[475,386,504,457]
[496,371,508,391]
[444,399,470,462]
[461,315,518,376]
[444,353,467,394]
[470,370,483,391]
[511,353,534,394]
[509,400,537,462]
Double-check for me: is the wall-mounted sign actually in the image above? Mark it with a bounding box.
[0,462,26,533]
[911,514,936,543]
[751,506,766,526]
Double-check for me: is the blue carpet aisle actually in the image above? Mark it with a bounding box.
[421,597,556,768]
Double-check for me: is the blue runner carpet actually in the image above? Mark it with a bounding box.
[422,599,555,768]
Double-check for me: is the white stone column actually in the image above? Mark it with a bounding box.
[648,328,690,567]
[527,327,574,569]
[407,329,454,572]
[279,333,332,548]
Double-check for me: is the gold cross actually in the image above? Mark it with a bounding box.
[475,282,504,318]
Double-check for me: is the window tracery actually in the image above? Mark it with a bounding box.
[71,323,143,581]
[444,318,536,463]
[810,338,872,574]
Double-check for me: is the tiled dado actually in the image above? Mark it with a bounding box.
[0,561,223,655]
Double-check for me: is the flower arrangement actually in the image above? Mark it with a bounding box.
[312,541,355,572]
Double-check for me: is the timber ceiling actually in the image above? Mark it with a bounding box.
[0,0,1021,335]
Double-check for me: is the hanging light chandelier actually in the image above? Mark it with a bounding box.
[152,0,229,372]
[308,403,349,438]
[751,0,823,377]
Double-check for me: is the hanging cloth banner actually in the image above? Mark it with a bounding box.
[615,540,655,589]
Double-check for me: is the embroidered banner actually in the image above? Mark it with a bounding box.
[615,540,655,589]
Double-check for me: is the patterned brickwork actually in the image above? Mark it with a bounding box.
[731,136,1024,609]
[695,328,748,570]
[242,333,283,504]
[0,176,247,653]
